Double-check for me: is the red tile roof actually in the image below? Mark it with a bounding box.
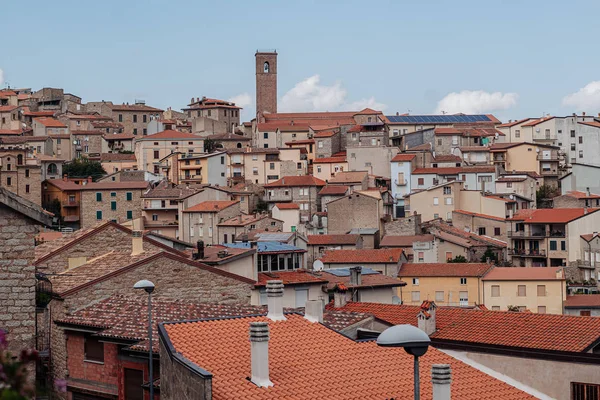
[578,120,600,129]
[521,116,555,127]
[0,129,23,135]
[100,153,136,162]
[307,234,360,245]
[138,129,202,140]
[497,118,532,128]
[327,171,368,184]
[218,213,275,227]
[482,267,565,281]
[435,127,504,137]
[564,190,600,199]
[320,249,404,264]
[434,127,461,134]
[45,179,149,191]
[508,207,599,223]
[318,185,349,196]
[391,153,417,162]
[355,107,382,115]
[564,294,600,309]
[453,210,506,222]
[433,154,462,162]
[379,234,435,247]
[34,117,66,128]
[329,302,600,353]
[264,175,325,188]
[313,130,338,138]
[320,270,405,290]
[412,166,495,175]
[581,233,600,242]
[495,177,527,183]
[459,146,490,152]
[274,203,299,210]
[399,263,493,277]
[183,200,239,213]
[255,270,328,287]
[312,156,346,164]
[0,106,18,112]
[110,103,164,112]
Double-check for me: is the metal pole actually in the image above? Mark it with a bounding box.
[148,291,154,400]
[414,355,420,400]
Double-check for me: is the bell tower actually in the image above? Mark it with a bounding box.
[255,50,278,118]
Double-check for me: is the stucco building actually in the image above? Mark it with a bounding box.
[135,130,204,174]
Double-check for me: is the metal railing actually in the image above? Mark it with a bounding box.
[508,248,547,257]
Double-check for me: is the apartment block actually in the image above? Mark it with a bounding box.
[264,175,325,222]
[411,166,496,192]
[183,97,242,134]
[227,147,306,186]
[390,153,416,218]
[181,200,241,245]
[134,130,204,174]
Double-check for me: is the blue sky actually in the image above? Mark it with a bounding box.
[3,0,600,121]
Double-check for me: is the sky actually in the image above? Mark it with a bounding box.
[3,0,600,122]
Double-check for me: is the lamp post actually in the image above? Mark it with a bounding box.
[134,280,155,399]
[376,324,431,400]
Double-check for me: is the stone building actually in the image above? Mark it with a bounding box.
[327,191,384,236]
[217,213,283,245]
[264,176,325,222]
[183,97,242,134]
[134,130,204,174]
[31,117,68,137]
[0,105,22,130]
[255,51,278,117]
[0,148,43,205]
[553,190,600,209]
[70,130,104,159]
[0,188,52,360]
[314,130,341,159]
[86,100,163,136]
[180,200,241,245]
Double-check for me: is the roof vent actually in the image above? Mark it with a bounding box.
[266,280,286,321]
[249,322,273,388]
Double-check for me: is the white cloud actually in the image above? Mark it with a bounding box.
[562,81,600,111]
[228,92,253,109]
[280,75,386,112]
[434,90,518,114]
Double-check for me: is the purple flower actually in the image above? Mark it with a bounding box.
[55,379,67,393]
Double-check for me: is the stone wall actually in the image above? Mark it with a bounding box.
[384,214,422,236]
[159,338,212,400]
[327,193,381,235]
[552,195,585,208]
[80,188,144,228]
[0,205,40,354]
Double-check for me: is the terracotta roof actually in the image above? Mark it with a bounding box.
[162,313,535,399]
[34,117,66,128]
[0,129,24,135]
[137,129,202,141]
[320,270,406,290]
[327,171,368,184]
[313,130,338,138]
[399,263,493,277]
[36,231,63,243]
[183,200,239,213]
[63,113,111,120]
[483,267,565,281]
[45,179,149,191]
[578,120,600,129]
[564,190,600,199]
[191,244,255,264]
[581,233,600,242]
[433,154,462,163]
[521,116,555,127]
[379,234,434,247]
[0,106,18,112]
[274,202,299,210]
[435,127,503,137]
[434,127,461,134]
[453,210,506,222]
[103,133,135,140]
[257,122,310,132]
[497,118,531,128]
[312,156,346,164]
[407,143,432,151]
[307,234,360,245]
[320,249,404,264]
[355,107,382,115]
[110,104,163,112]
[495,177,527,183]
[264,175,325,188]
[459,146,490,152]
[391,153,417,162]
[508,207,599,223]
[285,139,315,145]
[218,213,273,227]
[430,221,507,249]
[100,153,136,162]
[318,185,349,196]
[412,166,495,175]
[255,270,328,287]
[330,302,600,353]
[142,185,199,199]
[564,294,600,309]
[0,90,17,97]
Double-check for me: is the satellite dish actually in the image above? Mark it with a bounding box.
[392,296,402,305]
[536,148,540,153]
[313,260,324,271]
[73,140,78,144]
[509,194,515,200]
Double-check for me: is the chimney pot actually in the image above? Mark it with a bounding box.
[431,364,452,400]
[304,300,323,323]
[266,280,286,321]
[249,322,273,388]
[333,284,348,308]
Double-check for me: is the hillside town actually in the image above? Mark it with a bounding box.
[1,50,600,400]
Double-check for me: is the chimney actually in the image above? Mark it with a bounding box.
[304,299,323,323]
[333,284,348,308]
[396,112,399,116]
[195,240,205,259]
[87,176,93,184]
[266,280,286,321]
[417,300,437,336]
[350,266,362,286]
[587,187,591,197]
[249,322,273,388]
[583,111,586,116]
[131,230,144,256]
[431,364,452,400]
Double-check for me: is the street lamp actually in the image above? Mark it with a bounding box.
[134,280,155,399]
[377,324,430,400]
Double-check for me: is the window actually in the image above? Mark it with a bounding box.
[110,192,116,197]
[418,252,424,262]
[492,306,500,311]
[126,210,132,220]
[445,252,452,261]
[506,182,513,188]
[143,128,147,135]
[96,211,102,220]
[580,150,584,158]
[433,213,439,219]
[517,285,526,296]
[580,310,592,316]
[351,133,357,139]
[571,143,576,151]
[84,335,104,363]
[537,285,546,296]
[264,62,270,73]
[435,291,444,302]
[118,114,123,122]
[252,167,259,175]
[318,140,323,148]
[96,192,102,202]
[437,138,442,145]
[263,132,269,139]
[111,201,117,211]
[5,177,10,186]
[460,278,467,285]
[570,130,575,138]
[418,178,424,186]
[579,136,583,144]
[412,278,419,285]
[561,241,566,251]
[515,129,520,138]
[537,306,546,314]
[459,291,468,306]
[544,129,550,139]
[478,227,486,235]
[411,291,420,302]
[269,162,275,170]
[133,115,138,123]
[444,197,452,205]
[297,162,302,170]
[142,114,147,123]
[433,197,439,205]
[550,240,557,251]
[208,227,213,238]
[24,168,30,178]
[126,192,132,201]
[491,285,500,297]
[153,150,160,159]
[25,184,30,193]
[443,186,451,195]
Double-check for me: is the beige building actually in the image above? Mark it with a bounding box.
[0,105,21,130]
[50,133,71,160]
[398,262,493,306]
[452,210,507,243]
[32,117,68,136]
[327,191,384,235]
[490,142,561,186]
[86,101,163,136]
[71,130,104,159]
[495,173,538,209]
[183,97,242,134]
[271,203,300,232]
[327,170,368,191]
[482,267,566,314]
[134,130,204,174]
[319,248,406,277]
[100,153,137,174]
[217,213,284,245]
[181,200,241,245]
[313,155,348,182]
[264,175,325,221]
[306,234,363,267]
[0,148,43,205]
[227,147,307,186]
[347,145,398,179]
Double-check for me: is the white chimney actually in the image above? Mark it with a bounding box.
[304,300,323,323]
[432,364,452,400]
[266,280,286,321]
[333,284,348,308]
[249,322,273,388]
[131,230,144,256]
[350,266,362,286]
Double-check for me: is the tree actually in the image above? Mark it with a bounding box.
[62,159,106,181]
[536,184,560,208]
[507,305,521,312]
[480,248,498,264]
[448,255,467,263]
[45,198,63,225]
[204,138,222,153]
[254,198,268,213]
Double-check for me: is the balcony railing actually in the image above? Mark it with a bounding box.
[395,179,407,186]
[508,248,547,257]
[508,230,546,238]
[179,174,202,182]
[537,154,559,161]
[540,169,559,176]
[62,200,79,207]
[145,219,178,227]
[267,193,293,202]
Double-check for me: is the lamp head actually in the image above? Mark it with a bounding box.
[376,324,430,357]
[133,279,155,294]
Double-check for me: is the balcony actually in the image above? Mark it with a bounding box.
[62,200,79,207]
[540,168,559,176]
[537,154,559,161]
[492,155,506,162]
[508,230,546,238]
[508,248,547,257]
[267,192,293,202]
[395,179,407,186]
[145,219,178,227]
[179,174,202,183]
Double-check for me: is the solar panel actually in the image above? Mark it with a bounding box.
[385,114,492,124]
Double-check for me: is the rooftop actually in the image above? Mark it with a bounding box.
[386,114,500,124]
[508,207,599,223]
[110,103,164,112]
[319,248,404,264]
[183,200,239,213]
[320,268,406,290]
[218,213,273,227]
[564,294,600,309]
[34,117,66,128]
[453,210,506,222]
[379,234,435,248]
[318,185,349,196]
[482,267,565,281]
[224,242,305,254]
[391,153,417,162]
[563,190,600,199]
[412,166,496,175]
[312,156,347,164]
[264,175,326,188]
[137,129,203,141]
[274,202,299,210]
[100,153,137,162]
[255,270,328,287]
[399,263,493,277]
[327,171,368,184]
[307,234,360,246]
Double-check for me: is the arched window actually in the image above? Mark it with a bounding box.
[237,142,242,148]
[17,154,23,165]
[264,62,270,73]
[47,163,57,174]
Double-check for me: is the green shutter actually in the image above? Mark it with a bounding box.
[127,210,133,220]
[96,211,102,220]
[550,241,557,251]
[111,201,117,211]
[110,192,116,197]
[126,192,132,201]
[96,192,102,201]
[561,241,566,251]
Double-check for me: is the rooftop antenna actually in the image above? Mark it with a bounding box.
[441,110,446,115]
